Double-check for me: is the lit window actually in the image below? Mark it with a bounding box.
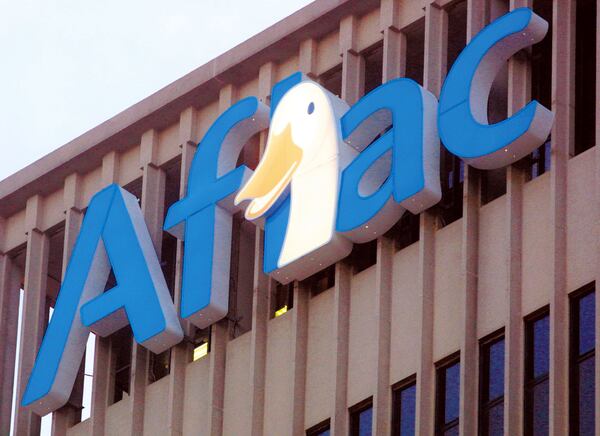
[435,355,460,435]
[392,377,416,435]
[193,342,209,361]
[192,327,210,361]
[479,333,505,436]
[272,282,293,318]
[570,287,595,435]
[524,309,550,435]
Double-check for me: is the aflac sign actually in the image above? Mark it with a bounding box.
[23,8,553,415]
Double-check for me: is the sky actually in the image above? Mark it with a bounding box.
[2,1,314,434]
[0,0,314,182]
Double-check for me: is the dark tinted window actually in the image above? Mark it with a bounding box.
[570,287,595,435]
[525,310,550,435]
[350,399,373,436]
[436,355,460,435]
[480,334,505,436]
[393,379,417,436]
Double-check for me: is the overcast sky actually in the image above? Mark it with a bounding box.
[0,0,314,182]
[2,1,314,434]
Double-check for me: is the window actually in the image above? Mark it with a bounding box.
[392,377,417,436]
[481,169,506,205]
[110,326,132,404]
[527,0,552,178]
[192,326,211,361]
[435,354,460,435]
[574,0,597,155]
[363,42,383,94]
[438,151,464,227]
[320,65,342,97]
[479,332,505,436]
[524,308,550,436]
[302,264,335,297]
[388,211,420,252]
[306,419,330,436]
[350,398,373,436]
[570,286,595,435]
[347,239,377,274]
[272,282,293,318]
[405,21,425,85]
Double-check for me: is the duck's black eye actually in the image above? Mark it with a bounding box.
[307,102,315,114]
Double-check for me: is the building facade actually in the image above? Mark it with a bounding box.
[0,0,598,435]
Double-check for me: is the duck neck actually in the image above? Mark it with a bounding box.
[277,158,339,267]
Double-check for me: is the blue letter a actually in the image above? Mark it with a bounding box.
[22,184,183,416]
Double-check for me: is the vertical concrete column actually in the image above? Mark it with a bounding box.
[458,3,485,435]
[205,85,237,436]
[127,129,166,436]
[290,279,309,436]
[415,4,446,436]
[165,105,197,436]
[380,0,407,82]
[549,1,575,434]
[372,236,393,436]
[331,261,351,436]
[504,2,531,434]
[299,38,318,79]
[339,15,364,105]
[52,173,85,433]
[14,194,50,436]
[0,223,21,436]
[249,62,277,436]
[90,151,120,436]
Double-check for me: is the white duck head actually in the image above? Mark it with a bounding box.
[235,80,354,279]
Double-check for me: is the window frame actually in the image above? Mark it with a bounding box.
[523,306,550,436]
[349,397,373,436]
[306,418,330,436]
[392,375,417,436]
[478,328,505,436]
[435,352,461,435]
[569,283,596,435]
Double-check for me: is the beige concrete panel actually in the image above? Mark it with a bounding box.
[157,123,180,167]
[117,146,143,188]
[263,313,294,436]
[81,167,102,206]
[237,78,260,101]
[105,397,132,436]
[2,209,25,253]
[40,188,64,232]
[222,333,252,436]
[521,173,552,314]
[275,55,299,82]
[66,418,90,436]
[142,375,170,436]
[433,220,463,360]
[182,356,210,436]
[347,266,378,406]
[304,287,335,429]
[396,5,426,32]
[477,196,508,337]
[196,101,220,140]
[316,31,341,76]
[356,8,381,53]
[566,149,597,291]
[390,243,420,382]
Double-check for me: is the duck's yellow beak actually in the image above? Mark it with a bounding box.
[235,123,303,220]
